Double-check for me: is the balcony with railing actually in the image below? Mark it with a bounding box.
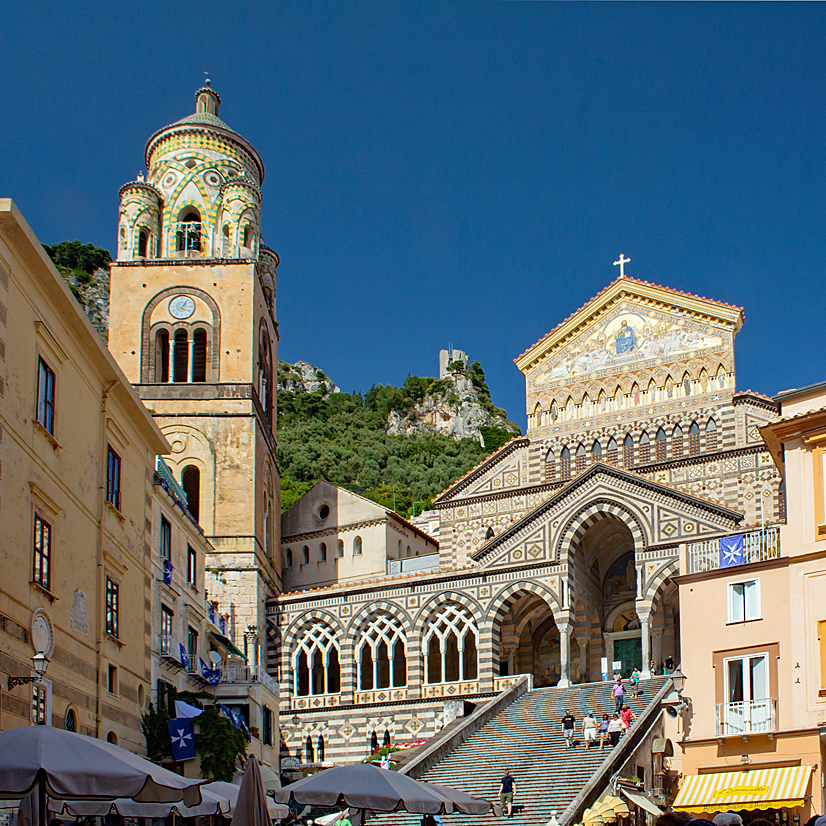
[715,698,776,736]
[686,526,780,574]
[159,633,183,662]
[221,664,279,696]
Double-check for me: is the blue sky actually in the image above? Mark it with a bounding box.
[3,3,824,429]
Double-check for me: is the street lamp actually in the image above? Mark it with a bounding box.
[670,668,687,695]
[8,651,50,690]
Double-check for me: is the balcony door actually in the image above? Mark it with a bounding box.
[723,653,770,733]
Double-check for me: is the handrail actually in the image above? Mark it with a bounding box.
[399,674,533,779]
[559,679,674,826]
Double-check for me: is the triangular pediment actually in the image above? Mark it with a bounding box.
[473,462,742,571]
[515,277,744,382]
[434,438,530,503]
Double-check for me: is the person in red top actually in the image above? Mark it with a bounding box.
[620,705,635,731]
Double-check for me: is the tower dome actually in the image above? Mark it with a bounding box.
[117,84,265,261]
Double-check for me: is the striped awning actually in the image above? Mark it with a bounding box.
[673,766,813,812]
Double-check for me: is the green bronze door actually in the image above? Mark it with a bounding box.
[613,637,642,678]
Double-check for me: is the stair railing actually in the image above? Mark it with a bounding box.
[399,673,533,779]
[558,678,674,826]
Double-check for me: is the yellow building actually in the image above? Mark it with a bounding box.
[0,199,168,749]
[672,379,826,819]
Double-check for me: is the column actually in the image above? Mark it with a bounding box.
[187,334,194,383]
[652,628,664,676]
[640,614,652,679]
[577,638,588,684]
[167,337,174,383]
[558,622,572,688]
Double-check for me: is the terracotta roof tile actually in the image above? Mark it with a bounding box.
[761,404,826,427]
[514,275,744,364]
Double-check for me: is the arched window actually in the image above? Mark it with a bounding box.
[243,226,252,248]
[182,465,200,522]
[606,437,618,465]
[294,621,340,696]
[591,440,602,463]
[623,434,634,468]
[560,446,571,481]
[424,603,478,684]
[176,209,202,253]
[398,540,403,556]
[485,526,494,540]
[65,708,77,732]
[302,546,309,565]
[672,425,684,459]
[305,735,314,763]
[407,544,411,555]
[688,421,700,456]
[285,548,293,568]
[357,612,407,690]
[317,735,325,762]
[319,542,327,562]
[545,449,555,481]
[264,496,272,560]
[258,330,273,418]
[682,373,692,397]
[337,539,344,557]
[706,418,718,452]
[655,428,667,462]
[638,431,650,464]
[353,536,363,556]
[222,224,231,256]
[155,330,170,382]
[192,329,207,382]
[575,443,587,475]
[138,229,149,258]
[173,330,189,382]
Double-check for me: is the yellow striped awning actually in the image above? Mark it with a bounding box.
[673,766,813,813]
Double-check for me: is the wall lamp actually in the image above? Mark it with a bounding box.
[8,652,50,690]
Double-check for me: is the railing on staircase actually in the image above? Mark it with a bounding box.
[399,673,534,779]
[558,678,674,826]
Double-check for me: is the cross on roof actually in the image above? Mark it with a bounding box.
[613,254,630,278]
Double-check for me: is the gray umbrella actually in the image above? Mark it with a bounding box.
[275,763,491,815]
[0,725,205,826]
[231,755,274,826]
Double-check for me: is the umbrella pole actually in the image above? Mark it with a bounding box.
[38,773,47,826]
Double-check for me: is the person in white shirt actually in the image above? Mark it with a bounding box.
[582,711,598,749]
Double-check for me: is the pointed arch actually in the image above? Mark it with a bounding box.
[699,367,709,392]
[655,427,667,462]
[623,433,634,468]
[638,431,651,464]
[560,445,571,481]
[682,372,692,397]
[665,375,675,399]
[575,442,587,475]
[706,417,718,452]
[550,400,559,422]
[606,437,618,465]
[565,396,575,421]
[647,378,657,403]
[614,386,624,409]
[545,448,556,482]
[597,390,607,413]
[591,439,602,463]
[631,382,641,406]
[582,394,591,417]
[716,365,727,389]
[688,420,700,456]
[672,424,684,459]
[533,402,542,429]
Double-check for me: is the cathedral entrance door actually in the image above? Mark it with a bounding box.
[613,636,642,679]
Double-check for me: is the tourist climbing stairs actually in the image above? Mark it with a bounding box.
[370,677,669,826]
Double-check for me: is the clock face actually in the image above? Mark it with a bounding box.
[169,295,196,320]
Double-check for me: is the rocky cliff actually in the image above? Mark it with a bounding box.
[278,361,340,396]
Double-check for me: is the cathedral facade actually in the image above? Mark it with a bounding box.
[274,275,783,764]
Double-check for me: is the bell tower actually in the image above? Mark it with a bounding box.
[109,84,280,664]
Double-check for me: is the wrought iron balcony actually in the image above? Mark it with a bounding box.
[220,664,279,696]
[715,698,776,736]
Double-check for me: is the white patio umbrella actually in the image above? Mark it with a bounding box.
[0,726,206,826]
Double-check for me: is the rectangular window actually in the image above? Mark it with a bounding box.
[106,446,121,511]
[105,577,119,638]
[161,605,174,644]
[728,579,761,623]
[188,626,198,665]
[108,664,118,695]
[262,705,273,745]
[31,682,49,725]
[33,513,51,591]
[160,516,171,562]
[187,546,197,584]
[36,357,56,434]
[156,678,174,713]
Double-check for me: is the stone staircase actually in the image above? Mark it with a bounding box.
[370,677,669,826]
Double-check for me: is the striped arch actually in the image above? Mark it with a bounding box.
[282,608,345,650]
[344,600,413,648]
[637,557,680,618]
[413,590,485,642]
[555,498,648,561]
[483,579,562,635]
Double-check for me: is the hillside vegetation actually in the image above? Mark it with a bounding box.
[277,361,520,516]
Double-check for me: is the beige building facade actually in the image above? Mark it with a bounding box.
[672,380,826,818]
[0,199,169,749]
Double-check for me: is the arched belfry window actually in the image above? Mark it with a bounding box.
[560,446,571,481]
[623,434,634,468]
[424,603,478,684]
[138,229,149,258]
[153,327,209,384]
[222,224,231,257]
[606,437,618,465]
[655,428,667,462]
[257,328,273,418]
[575,443,587,475]
[182,465,200,522]
[672,424,684,459]
[591,440,602,463]
[688,421,701,456]
[545,449,555,481]
[155,330,170,382]
[357,612,407,691]
[293,621,340,697]
[706,418,718,452]
[173,330,189,382]
[638,431,650,464]
[176,209,202,253]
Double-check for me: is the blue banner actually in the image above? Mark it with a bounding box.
[167,718,196,761]
[201,657,221,685]
[163,559,173,584]
[720,534,744,567]
[179,642,190,669]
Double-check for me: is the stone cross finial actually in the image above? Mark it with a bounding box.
[613,253,630,278]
